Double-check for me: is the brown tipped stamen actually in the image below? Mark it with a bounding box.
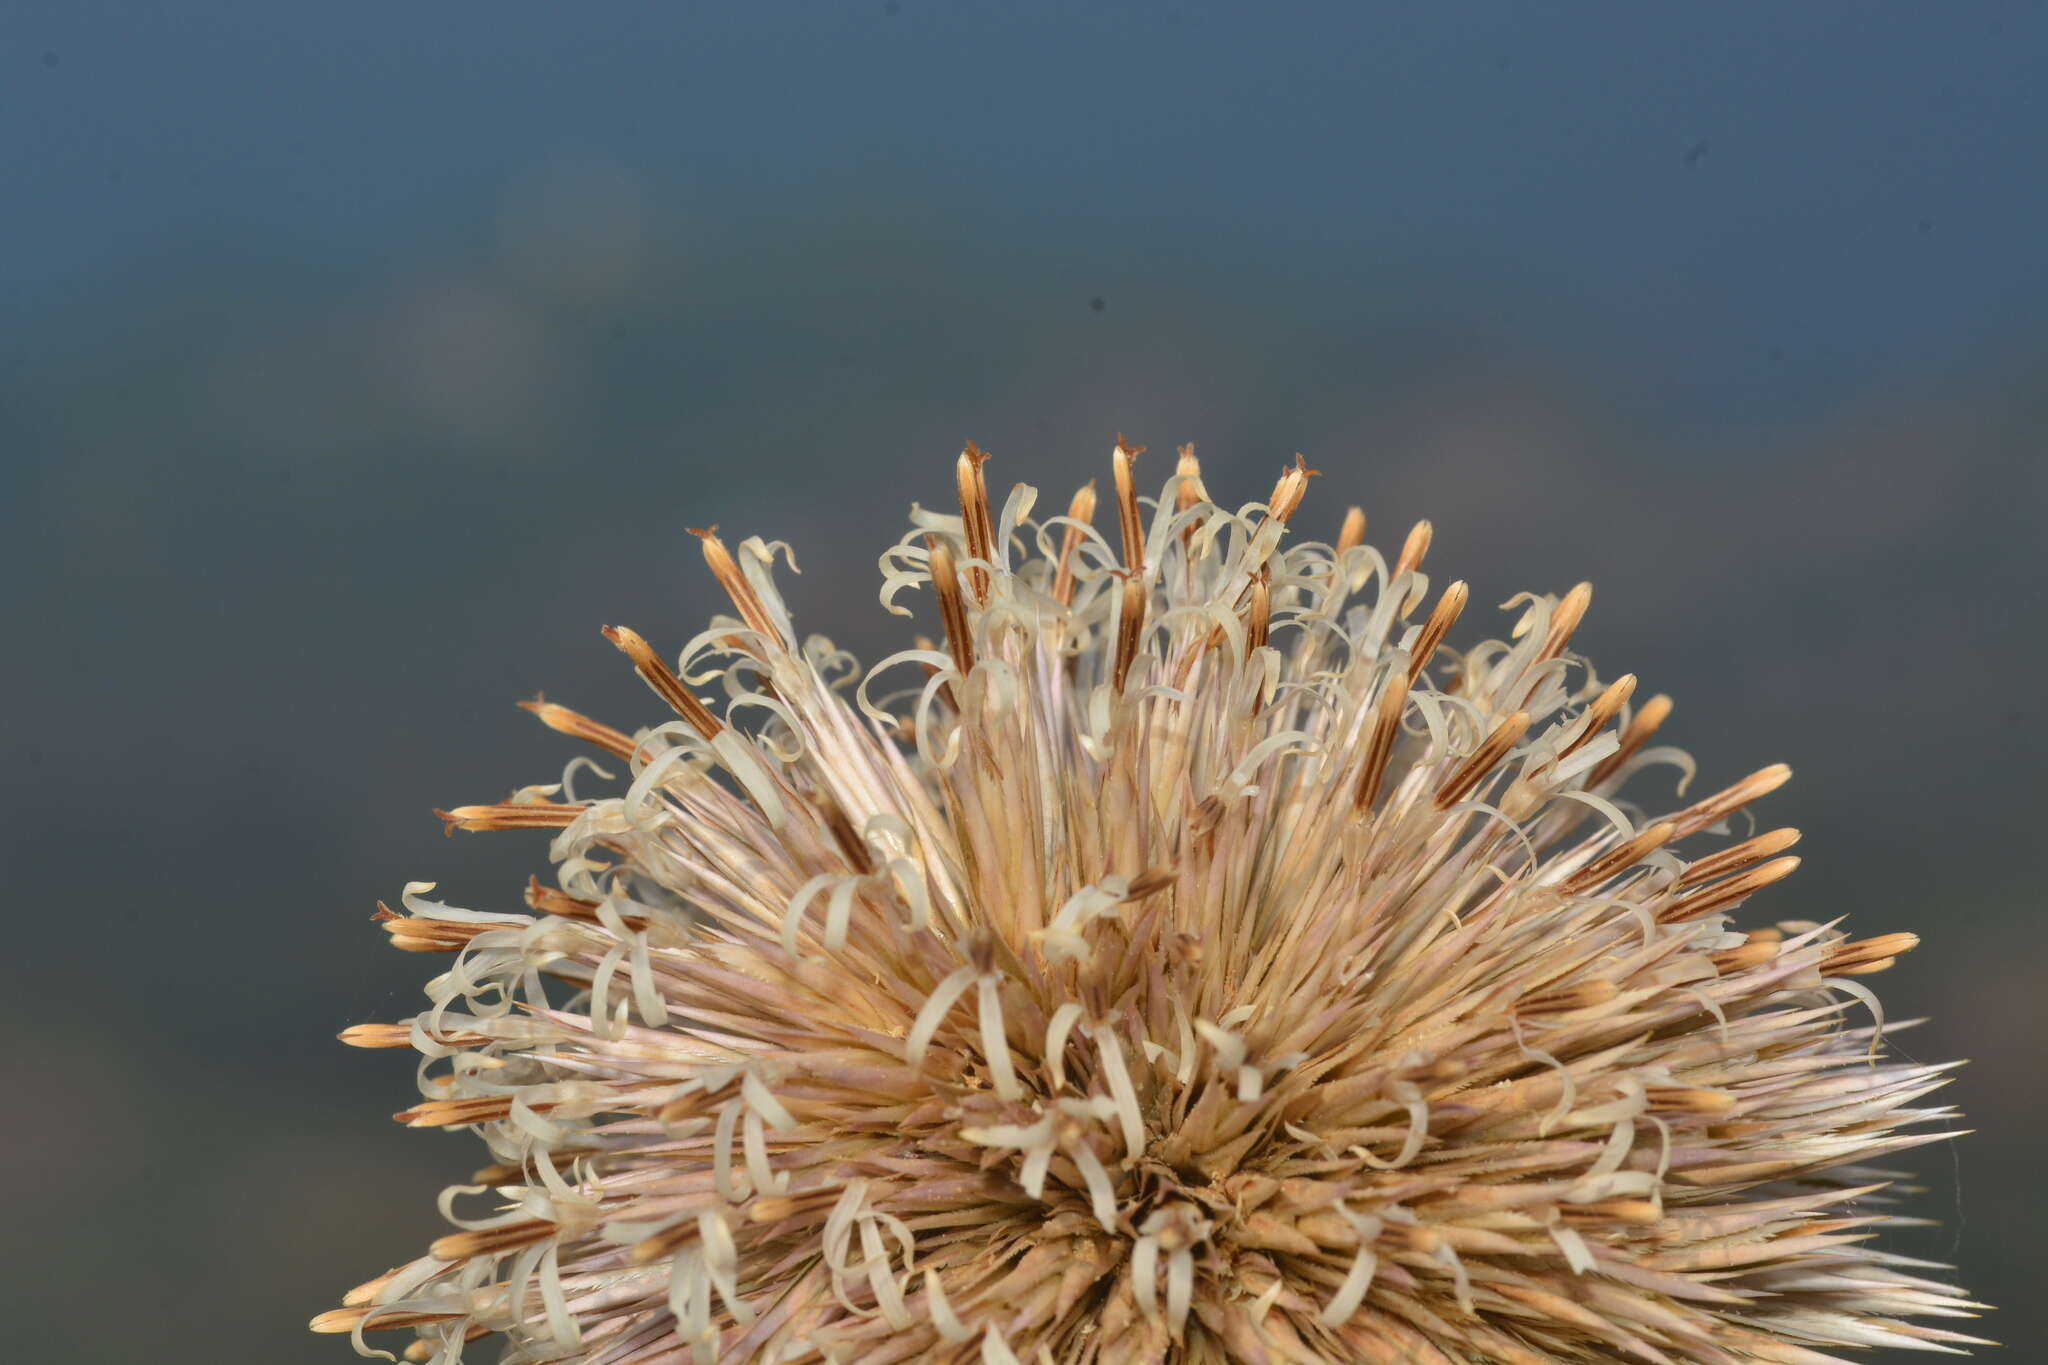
[1823,932,1920,975]
[393,1094,547,1128]
[1517,979,1618,1014]
[1353,670,1411,813]
[1711,934,1783,974]
[955,443,997,603]
[403,1329,492,1361]
[1406,580,1468,683]
[430,1219,557,1262]
[338,1024,413,1049]
[1558,673,1637,760]
[1265,454,1318,526]
[1336,505,1366,557]
[1113,574,1147,691]
[1111,434,1147,573]
[1244,572,1271,657]
[1052,481,1097,607]
[631,1218,707,1264]
[1676,827,1803,888]
[1434,711,1532,809]
[311,1307,466,1335]
[517,694,637,762]
[340,1022,489,1049]
[379,911,529,952]
[925,538,976,681]
[1667,762,1793,839]
[602,625,723,740]
[690,526,780,645]
[1393,519,1433,579]
[1558,820,1678,895]
[1647,1087,1737,1115]
[1536,582,1593,663]
[435,802,588,835]
[1587,692,1672,788]
[1174,444,1207,515]
[1658,854,1801,923]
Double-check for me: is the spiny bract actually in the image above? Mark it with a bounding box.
[321,443,1979,1365]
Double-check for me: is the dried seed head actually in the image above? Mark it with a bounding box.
[328,444,1976,1365]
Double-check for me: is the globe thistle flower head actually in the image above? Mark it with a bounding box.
[321,442,1981,1364]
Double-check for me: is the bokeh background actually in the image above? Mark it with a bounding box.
[4,4,2043,1361]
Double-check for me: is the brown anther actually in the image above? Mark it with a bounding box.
[1676,827,1803,889]
[310,1307,466,1335]
[1666,763,1793,840]
[1657,855,1801,924]
[430,1219,557,1262]
[1174,445,1208,515]
[403,1331,493,1362]
[1557,821,1678,895]
[816,796,874,874]
[1052,481,1097,608]
[925,538,977,680]
[1557,674,1637,761]
[1710,938,1781,974]
[955,444,998,604]
[1335,506,1367,557]
[1124,866,1178,900]
[337,1023,417,1049]
[1244,572,1271,657]
[748,1185,851,1226]
[1586,693,1672,788]
[1112,573,1147,691]
[524,876,603,919]
[1434,711,1532,810]
[1112,435,1147,573]
[1646,1086,1737,1115]
[1406,580,1468,683]
[689,526,780,645]
[1536,582,1593,663]
[1559,1199,1661,1225]
[1353,670,1412,813]
[517,695,638,762]
[342,1264,410,1308]
[435,802,588,835]
[1265,454,1318,526]
[392,1095,543,1128]
[1517,979,1619,1014]
[1393,519,1433,579]
[1822,932,1920,975]
[380,913,529,952]
[603,625,723,740]
[1169,932,1204,967]
[632,1219,705,1263]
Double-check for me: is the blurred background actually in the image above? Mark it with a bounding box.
[3,3,2042,1360]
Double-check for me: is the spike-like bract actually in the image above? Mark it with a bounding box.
[322,446,1979,1364]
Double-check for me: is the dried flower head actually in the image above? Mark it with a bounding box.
[321,444,1980,1364]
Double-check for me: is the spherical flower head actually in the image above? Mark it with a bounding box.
[320,441,1982,1364]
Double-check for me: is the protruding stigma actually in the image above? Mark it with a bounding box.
[689,526,780,646]
[926,538,977,680]
[1434,710,1532,809]
[1112,434,1147,574]
[1353,669,1412,813]
[1406,580,1469,683]
[518,694,637,762]
[955,443,997,604]
[1586,692,1672,788]
[1536,582,1593,663]
[602,624,723,740]
[1052,481,1097,607]
[1336,506,1366,557]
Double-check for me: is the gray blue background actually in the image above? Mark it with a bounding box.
[3,3,2042,1360]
